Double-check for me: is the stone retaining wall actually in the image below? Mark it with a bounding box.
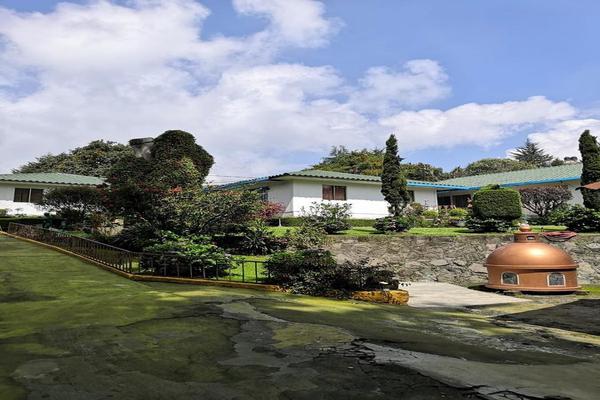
[325,234,600,285]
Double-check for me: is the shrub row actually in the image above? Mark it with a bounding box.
[0,217,48,230]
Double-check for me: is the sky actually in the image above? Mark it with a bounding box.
[1,0,599,183]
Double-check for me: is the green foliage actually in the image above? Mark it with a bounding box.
[560,205,600,232]
[0,209,7,218]
[472,185,522,220]
[105,222,160,251]
[269,217,373,227]
[151,130,214,183]
[467,185,522,232]
[0,217,48,230]
[14,140,133,177]
[143,232,231,276]
[239,220,287,255]
[284,223,327,250]
[373,215,416,232]
[41,187,108,228]
[381,134,411,217]
[312,146,448,180]
[519,186,572,221]
[105,130,214,223]
[300,202,351,234]
[449,208,469,218]
[449,158,535,178]
[510,139,554,167]
[312,146,385,175]
[465,216,515,233]
[579,130,600,210]
[266,250,395,296]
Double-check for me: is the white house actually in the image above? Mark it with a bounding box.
[0,173,104,216]
[224,164,585,219]
[435,163,584,209]
[223,169,465,219]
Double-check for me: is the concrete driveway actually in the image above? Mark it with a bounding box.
[405,282,528,308]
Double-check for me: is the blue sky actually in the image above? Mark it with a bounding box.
[0,0,599,180]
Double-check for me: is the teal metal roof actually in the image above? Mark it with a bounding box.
[437,163,582,189]
[0,173,104,186]
[222,169,466,190]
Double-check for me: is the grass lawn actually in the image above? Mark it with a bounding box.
[269,225,567,237]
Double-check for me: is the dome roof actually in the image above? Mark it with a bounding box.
[485,242,577,269]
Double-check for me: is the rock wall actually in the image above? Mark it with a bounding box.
[325,235,600,285]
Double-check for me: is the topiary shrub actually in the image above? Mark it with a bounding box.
[300,202,351,234]
[467,185,522,232]
[471,185,522,220]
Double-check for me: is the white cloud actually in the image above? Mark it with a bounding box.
[526,119,600,159]
[379,96,576,151]
[0,0,592,179]
[232,0,341,48]
[349,59,450,115]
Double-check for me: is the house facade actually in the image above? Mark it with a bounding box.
[0,173,104,216]
[224,170,465,219]
[225,164,585,219]
[435,163,583,210]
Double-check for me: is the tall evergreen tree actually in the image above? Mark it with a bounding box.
[510,139,554,167]
[579,130,600,210]
[381,134,411,217]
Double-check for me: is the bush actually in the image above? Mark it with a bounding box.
[265,250,395,296]
[560,205,600,232]
[0,209,7,217]
[301,202,351,234]
[239,220,288,255]
[0,216,61,230]
[472,185,522,220]
[105,222,160,251]
[41,187,109,229]
[373,215,415,233]
[465,216,514,233]
[143,232,231,277]
[449,208,469,218]
[422,209,438,218]
[285,223,327,250]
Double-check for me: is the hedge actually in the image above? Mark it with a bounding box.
[0,217,46,230]
[472,185,522,220]
[268,217,375,227]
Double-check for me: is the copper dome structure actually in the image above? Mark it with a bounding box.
[485,225,580,292]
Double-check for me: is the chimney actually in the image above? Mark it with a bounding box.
[129,137,154,160]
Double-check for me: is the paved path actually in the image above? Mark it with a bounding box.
[405,282,528,308]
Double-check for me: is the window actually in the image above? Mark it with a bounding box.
[13,188,44,204]
[453,194,471,208]
[501,272,518,285]
[13,188,31,203]
[30,189,44,204]
[548,272,565,286]
[322,185,346,201]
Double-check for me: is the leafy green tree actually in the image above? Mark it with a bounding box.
[579,130,600,210]
[312,146,448,180]
[312,146,385,175]
[381,134,411,217]
[519,186,572,220]
[105,130,214,223]
[449,158,534,178]
[41,187,108,228]
[14,140,133,177]
[510,139,554,166]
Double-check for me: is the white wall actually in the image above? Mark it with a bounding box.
[267,179,438,219]
[0,183,49,216]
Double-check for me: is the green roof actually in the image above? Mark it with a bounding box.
[272,169,467,189]
[0,173,104,186]
[437,163,582,189]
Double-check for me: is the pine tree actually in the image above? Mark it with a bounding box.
[511,139,554,167]
[381,134,411,217]
[579,130,600,210]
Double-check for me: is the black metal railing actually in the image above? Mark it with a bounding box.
[7,223,268,284]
